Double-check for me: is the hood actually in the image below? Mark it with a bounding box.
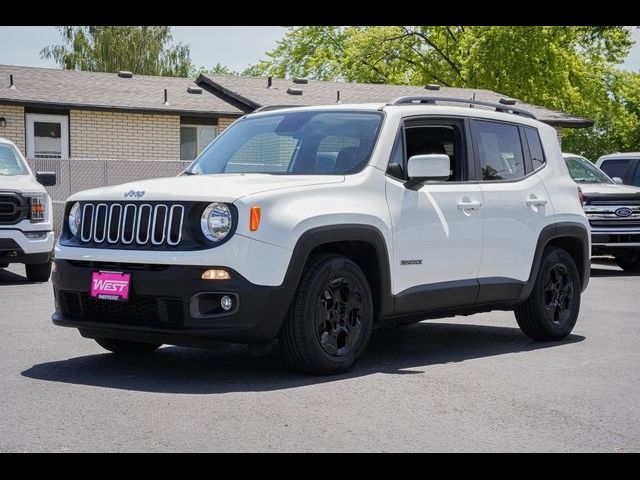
[0,174,47,194]
[68,173,345,203]
[579,183,640,197]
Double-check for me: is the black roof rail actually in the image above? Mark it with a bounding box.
[388,96,537,120]
[252,104,306,113]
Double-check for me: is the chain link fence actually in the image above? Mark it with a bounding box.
[26,158,192,234]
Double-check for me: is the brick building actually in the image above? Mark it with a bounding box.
[0,64,592,162]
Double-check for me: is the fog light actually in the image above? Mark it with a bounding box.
[220,295,233,311]
[201,269,230,280]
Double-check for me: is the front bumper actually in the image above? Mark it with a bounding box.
[0,229,54,264]
[51,259,294,344]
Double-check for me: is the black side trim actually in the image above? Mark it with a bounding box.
[394,279,477,315]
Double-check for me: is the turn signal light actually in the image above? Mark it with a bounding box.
[250,206,261,232]
[201,269,231,280]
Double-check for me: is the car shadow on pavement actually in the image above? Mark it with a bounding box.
[0,268,38,286]
[22,322,584,394]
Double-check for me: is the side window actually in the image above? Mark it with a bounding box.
[600,159,630,181]
[631,161,640,187]
[524,128,545,170]
[473,120,525,181]
[403,123,464,181]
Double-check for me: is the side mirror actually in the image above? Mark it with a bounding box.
[407,154,450,182]
[36,171,57,187]
[612,177,624,185]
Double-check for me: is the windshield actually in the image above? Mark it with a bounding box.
[564,155,613,184]
[186,110,384,175]
[0,143,29,176]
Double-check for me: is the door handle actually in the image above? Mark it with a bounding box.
[457,201,482,211]
[526,196,548,207]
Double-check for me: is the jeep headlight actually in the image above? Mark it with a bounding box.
[68,202,81,236]
[200,202,232,242]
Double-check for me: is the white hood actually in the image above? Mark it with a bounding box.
[0,174,47,195]
[68,173,345,203]
[579,183,640,196]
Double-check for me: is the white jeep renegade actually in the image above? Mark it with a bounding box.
[52,97,590,374]
[1,138,56,281]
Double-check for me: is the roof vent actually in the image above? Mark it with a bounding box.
[424,84,440,91]
[292,77,309,84]
[287,87,303,96]
[267,76,273,89]
[117,71,133,78]
[499,98,516,106]
[163,88,170,106]
[336,90,341,104]
[187,86,202,94]
[9,74,16,90]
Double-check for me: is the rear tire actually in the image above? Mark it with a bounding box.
[615,251,640,272]
[95,338,161,354]
[25,261,52,282]
[515,247,581,341]
[280,254,373,375]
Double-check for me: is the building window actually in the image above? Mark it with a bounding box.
[180,125,218,161]
[25,113,69,159]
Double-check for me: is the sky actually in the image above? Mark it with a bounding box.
[0,26,638,74]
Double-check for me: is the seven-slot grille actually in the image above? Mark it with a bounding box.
[79,202,185,246]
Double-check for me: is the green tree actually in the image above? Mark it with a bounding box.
[41,26,192,77]
[251,26,638,159]
[192,62,239,77]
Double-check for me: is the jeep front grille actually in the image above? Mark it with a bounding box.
[79,202,185,247]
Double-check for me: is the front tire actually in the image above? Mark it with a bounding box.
[280,254,373,375]
[515,247,581,341]
[95,338,161,354]
[615,251,640,272]
[25,261,52,282]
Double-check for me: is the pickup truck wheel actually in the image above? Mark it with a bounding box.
[281,254,373,375]
[95,338,161,354]
[615,252,640,272]
[25,261,52,282]
[515,247,580,341]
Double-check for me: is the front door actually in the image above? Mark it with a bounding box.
[385,118,484,314]
[26,113,69,159]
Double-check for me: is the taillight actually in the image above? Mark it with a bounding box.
[578,187,586,207]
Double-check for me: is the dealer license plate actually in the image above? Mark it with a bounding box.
[90,271,131,302]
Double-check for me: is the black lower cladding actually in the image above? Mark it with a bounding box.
[51,259,293,344]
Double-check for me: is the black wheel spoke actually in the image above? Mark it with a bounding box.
[543,263,575,326]
[314,275,364,358]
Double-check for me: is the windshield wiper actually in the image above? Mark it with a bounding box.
[182,171,200,176]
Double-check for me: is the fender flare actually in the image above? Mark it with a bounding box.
[523,221,590,298]
[277,224,394,317]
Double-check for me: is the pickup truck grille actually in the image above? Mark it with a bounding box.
[584,197,640,245]
[79,202,185,247]
[0,193,28,225]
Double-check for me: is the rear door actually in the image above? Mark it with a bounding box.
[471,120,555,302]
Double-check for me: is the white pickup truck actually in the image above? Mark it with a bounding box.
[0,138,56,281]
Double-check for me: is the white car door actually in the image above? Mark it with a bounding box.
[471,120,554,301]
[385,119,484,314]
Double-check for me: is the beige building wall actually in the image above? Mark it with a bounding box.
[0,103,26,153]
[70,110,181,160]
[554,126,563,148]
[217,116,238,132]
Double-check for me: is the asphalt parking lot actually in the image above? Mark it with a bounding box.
[1,258,639,452]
